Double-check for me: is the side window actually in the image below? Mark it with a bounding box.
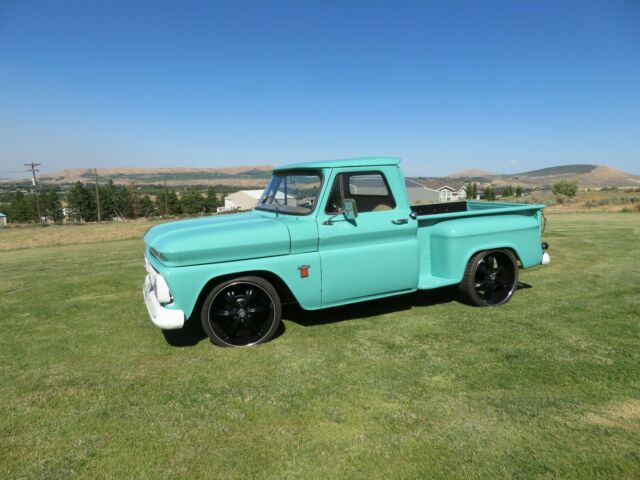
[325,171,396,214]
[348,174,389,196]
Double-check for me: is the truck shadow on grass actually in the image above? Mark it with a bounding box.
[162,318,287,348]
[161,282,532,346]
[284,285,459,327]
[285,281,532,327]
[161,322,208,347]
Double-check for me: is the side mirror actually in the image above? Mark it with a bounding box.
[322,198,358,225]
[343,199,358,220]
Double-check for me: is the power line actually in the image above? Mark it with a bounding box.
[24,163,42,223]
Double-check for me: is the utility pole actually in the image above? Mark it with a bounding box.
[94,168,101,222]
[163,176,169,217]
[24,163,42,223]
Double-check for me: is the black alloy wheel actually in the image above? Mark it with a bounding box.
[201,276,281,347]
[459,249,519,306]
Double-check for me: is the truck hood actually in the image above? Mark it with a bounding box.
[144,211,290,267]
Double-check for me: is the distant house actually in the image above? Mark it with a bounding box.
[405,180,467,204]
[0,212,6,226]
[218,190,264,213]
[217,190,293,213]
[405,179,440,204]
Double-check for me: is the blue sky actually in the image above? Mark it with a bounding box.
[1,0,639,178]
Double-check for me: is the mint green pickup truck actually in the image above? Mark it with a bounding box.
[143,157,550,347]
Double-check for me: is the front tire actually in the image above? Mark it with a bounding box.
[459,249,519,306]
[201,276,281,347]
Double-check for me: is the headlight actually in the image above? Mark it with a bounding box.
[150,247,167,262]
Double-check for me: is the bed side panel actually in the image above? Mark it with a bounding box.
[429,212,543,280]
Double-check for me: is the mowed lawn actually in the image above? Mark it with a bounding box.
[1,213,639,479]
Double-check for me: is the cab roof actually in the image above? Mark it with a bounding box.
[273,156,400,172]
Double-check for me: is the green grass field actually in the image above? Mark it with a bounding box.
[1,213,639,479]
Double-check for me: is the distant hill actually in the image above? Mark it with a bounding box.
[513,164,597,177]
[1,166,274,187]
[446,164,640,188]
[3,162,639,190]
[447,168,496,178]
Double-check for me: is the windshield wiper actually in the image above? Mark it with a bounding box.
[257,193,282,215]
[259,193,274,205]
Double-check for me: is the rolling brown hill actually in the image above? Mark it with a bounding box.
[447,168,496,178]
[447,164,640,188]
[1,165,274,187]
[4,162,638,189]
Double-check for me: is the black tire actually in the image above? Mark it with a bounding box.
[201,276,281,347]
[459,249,519,306]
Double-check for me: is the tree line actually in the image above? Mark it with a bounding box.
[465,183,523,201]
[466,181,577,200]
[6,189,64,223]
[2,180,224,223]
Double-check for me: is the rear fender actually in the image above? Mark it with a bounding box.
[429,214,543,281]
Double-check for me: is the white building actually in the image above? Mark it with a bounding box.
[0,212,6,226]
[217,190,262,213]
[217,190,293,213]
[405,180,467,204]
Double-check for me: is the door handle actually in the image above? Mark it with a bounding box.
[391,218,408,225]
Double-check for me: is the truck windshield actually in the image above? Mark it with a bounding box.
[255,172,322,215]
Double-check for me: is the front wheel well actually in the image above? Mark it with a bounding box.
[191,271,297,319]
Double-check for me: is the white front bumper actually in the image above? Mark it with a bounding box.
[143,271,185,330]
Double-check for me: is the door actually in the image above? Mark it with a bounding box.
[318,168,419,305]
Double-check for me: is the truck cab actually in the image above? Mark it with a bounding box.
[143,157,549,347]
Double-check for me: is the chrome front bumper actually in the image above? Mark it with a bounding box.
[143,260,184,330]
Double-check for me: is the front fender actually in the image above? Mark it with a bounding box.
[149,252,322,319]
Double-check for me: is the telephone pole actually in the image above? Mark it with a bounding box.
[163,176,169,217]
[94,168,101,222]
[24,163,42,223]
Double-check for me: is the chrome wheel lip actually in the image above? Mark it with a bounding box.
[206,280,276,347]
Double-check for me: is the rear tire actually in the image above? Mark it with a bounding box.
[201,276,281,347]
[459,249,519,306]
